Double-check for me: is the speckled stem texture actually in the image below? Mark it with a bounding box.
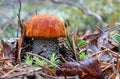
[32,38,59,59]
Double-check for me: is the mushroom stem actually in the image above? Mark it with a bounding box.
[32,38,59,59]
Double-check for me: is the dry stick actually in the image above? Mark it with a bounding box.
[65,40,73,53]
[58,37,65,43]
[88,49,108,58]
[72,34,78,62]
[108,49,120,57]
[89,48,118,58]
[17,0,23,64]
[17,48,22,64]
[42,66,57,76]
[7,66,57,79]
[0,70,5,75]
[96,49,113,60]
[116,56,120,71]
[66,35,74,53]
[17,0,22,37]
[5,68,42,78]
[37,70,76,79]
[36,71,58,79]
[60,55,67,62]
[2,67,14,71]
[90,47,120,73]
[78,47,87,54]
[101,63,112,71]
[106,23,120,32]
[89,45,120,58]
[35,63,56,76]
[0,58,13,61]
[28,52,59,69]
[108,70,118,79]
[102,47,120,57]
[1,64,18,78]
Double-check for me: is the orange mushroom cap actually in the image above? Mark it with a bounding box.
[25,14,66,38]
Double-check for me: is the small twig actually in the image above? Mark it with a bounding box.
[42,66,57,76]
[103,47,120,57]
[5,67,41,78]
[106,23,120,32]
[18,0,21,15]
[28,52,60,69]
[17,0,23,36]
[0,58,13,61]
[34,62,57,76]
[65,36,74,52]
[60,55,67,62]
[1,64,18,78]
[37,71,57,79]
[71,33,78,62]
[17,48,22,64]
[78,47,87,54]
[101,62,112,71]
[108,70,118,79]
[88,49,108,58]
[37,70,76,79]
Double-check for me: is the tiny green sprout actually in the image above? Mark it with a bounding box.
[33,56,48,66]
[79,52,87,60]
[50,53,59,65]
[25,55,33,65]
[50,53,59,71]
[113,34,120,44]
[66,35,73,49]
[76,39,88,48]
[25,53,59,71]
[110,31,120,44]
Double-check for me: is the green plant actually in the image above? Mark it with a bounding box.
[50,53,59,64]
[110,30,120,43]
[24,53,59,71]
[113,34,120,44]
[76,39,88,48]
[50,53,59,71]
[25,55,33,65]
[79,52,87,60]
[33,56,48,66]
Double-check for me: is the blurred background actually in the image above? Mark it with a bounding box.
[0,0,120,40]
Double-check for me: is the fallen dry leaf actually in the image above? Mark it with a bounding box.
[56,58,105,79]
[0,40,14,59]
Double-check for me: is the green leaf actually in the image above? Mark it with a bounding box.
[33,56,47,66]
[79,52,87,60]
[76,39,88,48]
[50,53,59,65]
[50,53,59,71]
[25,55,33,65]
[113,34,120,44]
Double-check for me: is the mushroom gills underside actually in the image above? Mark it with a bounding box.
[32,38,59,59]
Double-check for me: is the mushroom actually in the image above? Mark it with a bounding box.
[25,14,66,59]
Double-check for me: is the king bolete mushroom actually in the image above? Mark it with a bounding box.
[25,14,66,59]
